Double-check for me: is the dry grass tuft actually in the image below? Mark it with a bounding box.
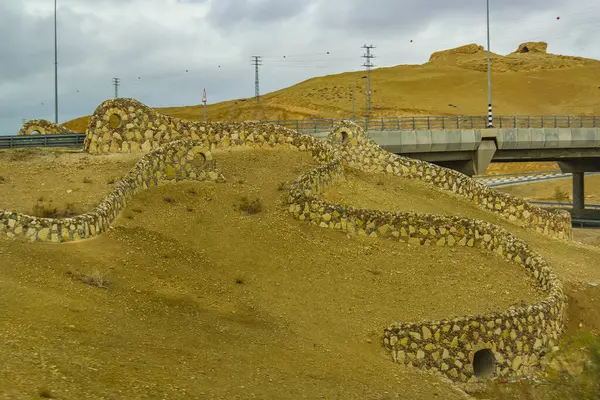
[67,268,110,289]
[554,187,571,203]
[83,177,93,184]
[235,196,263,214]
[32,202,81,218]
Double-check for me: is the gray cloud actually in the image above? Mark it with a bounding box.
[1,0,599,134]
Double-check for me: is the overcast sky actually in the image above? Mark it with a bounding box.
[0,0,598,134]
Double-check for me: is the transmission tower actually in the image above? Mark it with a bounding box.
[113,77,121,98]
[361,44,376,117]
[252,56,262,102]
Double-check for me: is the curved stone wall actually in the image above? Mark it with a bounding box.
[0,138,223,242]
[18,119,76,136]
[326,121,572,240]
[84,98,300,154]
[286,131,566,383]
[4,99,569,384]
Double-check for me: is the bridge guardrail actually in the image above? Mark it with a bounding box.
[529,201,600,210]
[0,133,86,149]
[261,115,600,133]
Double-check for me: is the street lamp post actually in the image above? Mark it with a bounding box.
[54,0,58,124]
[486,0,493,128]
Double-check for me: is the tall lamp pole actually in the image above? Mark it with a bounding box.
[54,0,58,124]
[486,0,493,128]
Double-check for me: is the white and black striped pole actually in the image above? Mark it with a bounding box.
[486,0,493,128]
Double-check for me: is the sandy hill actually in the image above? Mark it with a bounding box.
[1,144,600,398]
[63,41,600,132]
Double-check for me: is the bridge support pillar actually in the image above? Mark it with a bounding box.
[573,172,585,213]
[473,140,497,176]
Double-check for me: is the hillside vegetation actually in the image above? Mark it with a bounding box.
[63,41,600,133]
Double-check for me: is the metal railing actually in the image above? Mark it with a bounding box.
[259,115,600,133]
[530,201,600,210]
[0,133,86,149]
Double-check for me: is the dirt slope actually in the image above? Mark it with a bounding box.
[2,147,600,399]
[62,41,600,133]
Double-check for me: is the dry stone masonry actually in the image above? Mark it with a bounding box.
[285,123,567,383]
[325,121,572,240]
[5,98,570,384]
[84,98,306,154]
[18,119,76,136]
[0,138,223,242]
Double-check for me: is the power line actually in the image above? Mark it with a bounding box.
[252,56,262,102]
[113,77,120,98]
[362,44,376,117]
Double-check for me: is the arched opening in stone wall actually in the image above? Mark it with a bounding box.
[520,46,529,53]
[473,349,496,379]
[109,114,122,129]
[30,130,41,135]
[190,152,207,168]
[340,131,349,143]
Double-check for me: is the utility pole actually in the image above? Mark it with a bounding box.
[362,44,375,117]
[54,0,58,124]
[252,56,262,102]
[486,0,493,128]
[113,77,120,98]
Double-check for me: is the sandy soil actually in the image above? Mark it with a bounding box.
[497,175,600,204]
[1,147,490,400]
[0,148,141,216]
[2,147,599,399]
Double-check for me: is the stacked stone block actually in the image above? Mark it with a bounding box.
[325,121,572,240]
[6,99,570,383]
[18,119,76,136]
[286,147,565,382]
[0,138,223,243]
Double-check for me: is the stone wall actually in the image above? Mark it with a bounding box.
[325,121,572,240]
[6,99,569,383]
[0,138,223,243]
[18,119,76,136]
[286,133,566,383]
[84,98,303,154]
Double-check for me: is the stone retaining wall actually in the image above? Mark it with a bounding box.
[286,139,566,383]
[0,138,223,243]
[9,99,568,383]
[84,98,302,154]
[18,119,75,136]
[326,121,572,240]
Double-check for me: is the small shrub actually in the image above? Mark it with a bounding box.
[107,177,116,185]
[32,202,80,218]
[186,207,195,212]
[277,182,289,191]
[131,207,143,213]
[186,188,198,196]
[67,269,110,289]
[376,178,385,186]
[235,276,245,285]
[236,197,262,214]
[83,177,93,184]
[0,176,5,184]
[554,187,570,203]
[163,196,176,204]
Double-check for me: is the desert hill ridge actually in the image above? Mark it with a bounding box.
[62,41,600,132]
